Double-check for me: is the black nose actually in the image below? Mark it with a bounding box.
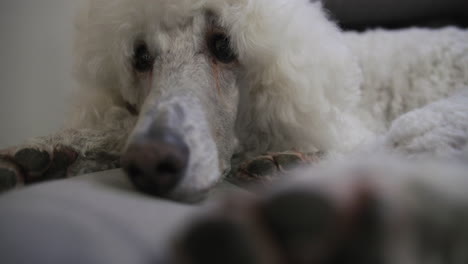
[121,128,189,196]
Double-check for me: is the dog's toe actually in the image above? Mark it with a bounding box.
[260,190,337,263]
[43,146,78,180]
[176,217,258,264]
[228,156,279,187]
[273,153,306,171]
[173,177,386,264]
[0,159,23,192]
[13,148,51,178]
[246,157,278,177]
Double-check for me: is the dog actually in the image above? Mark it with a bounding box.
[0,0,467,206]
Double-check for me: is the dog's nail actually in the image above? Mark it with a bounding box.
[176,218,257,264]
[14,148,51,174]
[245,158,276,177]
[274,153,303,171]
[261,190,336,263]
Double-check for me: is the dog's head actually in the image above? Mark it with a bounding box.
[74,0,362,201]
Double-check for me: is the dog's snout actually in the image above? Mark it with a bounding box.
[121,129,189,196]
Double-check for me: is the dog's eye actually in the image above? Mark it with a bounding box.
[208,33,236,63]
[133,43,155,72]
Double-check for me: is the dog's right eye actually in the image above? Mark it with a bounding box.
[133,43,155,72]
[208,33,236,64]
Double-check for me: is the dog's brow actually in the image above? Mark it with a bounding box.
[205,10,224,33]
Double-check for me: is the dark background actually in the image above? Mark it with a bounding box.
[322,0,468,30]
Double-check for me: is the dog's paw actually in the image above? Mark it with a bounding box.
[0,145,78,191]
[227,151,323,187]
[171,174,383,264]
[171,160,468,264]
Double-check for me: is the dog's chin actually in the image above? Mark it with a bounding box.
[166,179,216,204]
[165,156,221,203]
[166,187,210,204]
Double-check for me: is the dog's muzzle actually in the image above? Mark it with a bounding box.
[121,126,189,196]
[121,93,221,201]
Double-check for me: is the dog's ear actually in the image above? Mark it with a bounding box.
[217,0,370,155]
[71,0,137,129]
[74,0,134,91]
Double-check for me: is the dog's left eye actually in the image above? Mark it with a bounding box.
[133,43,155,72]
[208,33,236,63]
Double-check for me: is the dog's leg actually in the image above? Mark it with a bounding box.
[0,128,129,191]
[227,151,324,188]
[385,89,468,158]
[171,157,468,264]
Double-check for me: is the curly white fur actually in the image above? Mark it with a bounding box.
[33,0,468,198]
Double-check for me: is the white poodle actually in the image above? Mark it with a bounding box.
[1,0,468,260]
[0,0,467,200]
